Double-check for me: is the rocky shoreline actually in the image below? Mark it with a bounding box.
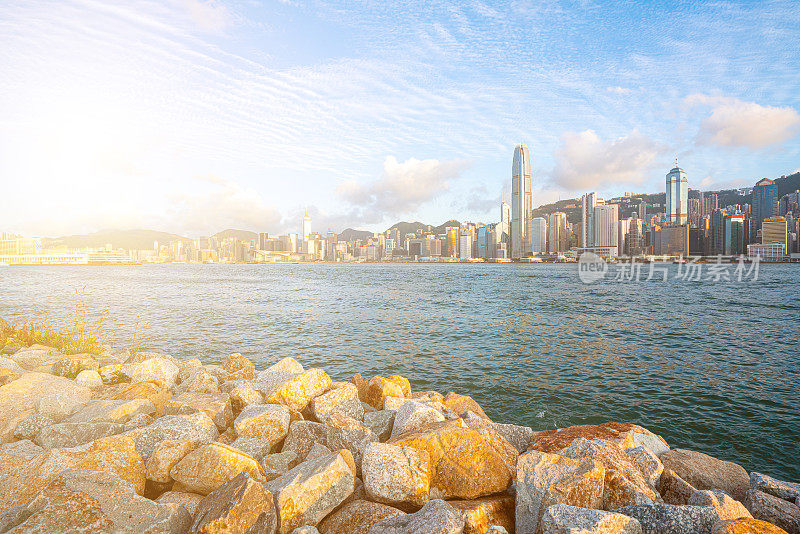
[0,341,798,534]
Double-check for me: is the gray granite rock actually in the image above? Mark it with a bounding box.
[542,504,642,534]
[230,437,274,462]
[63,398,155,425]
[367,499,465,534]
[751,472,800,502]
[613,504,719,534]
[744,488,800,534]
[132,412,218,461]
[363,410,395,441]
[36,421,124,449]
[390,400,445,439]
[191,472,277,534]
[13,414,54,441]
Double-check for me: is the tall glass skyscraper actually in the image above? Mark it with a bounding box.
[511,144,532,258]
[666,165,688,225]
[581,192,597,247]
[752,178,778,234]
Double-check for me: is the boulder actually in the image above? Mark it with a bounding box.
[292,527,320,534]
[52,353,98,378]
[306,442,332,461]
[64,398,156,425]
[146,438,193,483]
[0,432,146,510]
[234,404,291,447]
[131,412,218,461]
[443,392,490,420]
[107,379,173,416]
[164,392,233,432]
[309,383,364,422]
[157,490,205,515]
[541,503,643,534]
[99,364,127,385]
[528,423,669,458]
[563,437,658,509]
[75,369,103,388]
[614,504,720,534]
[264,357,304,374]
[0,372,92,443]
[261,450,300,481]
[660,449,749,502]
[515,450,605,534]
[263,369,332,411]
[268,449,356,533]
[461,419,519,480]
[659,468,697,505]
[0,469,191,533]
[712,517,792,534]
[465,417,534,454]
[448,495,515,534]
[367,499,465,534]
[626,446,664,491]
[121,356,180,386]
[0,367,20,386]
[11,346,64,371]
[222,353,256,380]
[386,375,411,397]
[228,384,264,414]
[175,368,219,394]
[750,472,800,502]
[36,421,123,449]
[390,399,446,439]
[170,442,265,495]
[743,489,800,534]
[282,418,377,468]
[13,414,54,441]
[363,410,395,441]
[364,376,405,410]
[36,394,88,423]
[362,442,431,506]
[0,439,43,459]
[391,420,513,500]
[688,489,752,521]
[317,499,405,534]
[230,437,274,462]
[191,472,277,534]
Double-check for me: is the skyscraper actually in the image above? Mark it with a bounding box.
[666,164,688,225]
[302,212,312,241]
[531,217,547,254]
[593,204,619,253]
[511,144,532,258]
[752,178,778,234]
[581,192,597,247]
[500,202,511,245]
[547,212,568,253]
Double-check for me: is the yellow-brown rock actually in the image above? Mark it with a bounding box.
[365,376,405,410]
[528,422,669,457]
[444,391,490,420]
[0,367,20,386]
[107,379,173,416]
[390,420,512,500]
[659,468,697,505]
[661,448,749,502]
[318,499,405,534]
[157,490,205,514]
[449,495,515,534]
[464,420,518,479]
[712,518,790,534]
[387,375,411,397]
[0,432,145,511]
[170,442,264,495]
[163,392,233,431]
[222,353,255,380]
[265,368,332,411]
[146,438,193,483]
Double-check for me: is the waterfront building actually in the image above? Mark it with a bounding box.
[593,204,618,252]
[724,214,745,255]
[500,202,511,245]
[688,198,701,227]
[531,217,547,254]
[511,144,533,258]
[618,218,630,256]
[752,178,778,233]
[459,230,473,259]
[477,226,487,258]
[547,212,568,253]
[666,164,689,225]
[302,212,311,242]
[582,192,597,247]
[445,227,458,257]
[710,209,727,255]
[653,224,689,256]
[638,200,647,223]
[748,242,786,261]
[689,227,708,256]
[762,216,788,249]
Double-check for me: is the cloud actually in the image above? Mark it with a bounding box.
[175,0,232,33]
[606,86,632,95]
[338,155,469,216]
[550,130,663,191]
[167,176,281,236]
[686,94,800,149]
[457,184,500,215]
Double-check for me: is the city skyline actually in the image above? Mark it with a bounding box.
[2,1,800,238]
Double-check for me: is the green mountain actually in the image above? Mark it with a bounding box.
[43,229,191,251]
[338,228,373,242]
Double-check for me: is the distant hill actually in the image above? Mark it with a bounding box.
[212,229,258,243]
[777,171,800,196]
[388,219,461,239]
[338,228,373,242]
[43,229,190,251]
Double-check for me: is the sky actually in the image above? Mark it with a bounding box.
[1,0,799,237]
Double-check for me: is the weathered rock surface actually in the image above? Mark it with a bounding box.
[391,420,513,500]
[743,489,800,534]
[688,489,752,521]
[626,445,664,491]
[36,421,123,449]
[75,369,103,388]
[363,409,395,441]
[661,448,749,502]
[52,354,98,378]
[263,369,332,411]
[363,441,430,506]
[268,449,356,533]
[230,437,273,462]
[234,404,291,446]
[282,418,377,468]
[367,499,465,534]
[614,503,720,534]
[157,490,205,515]
[712,517,791,534]
[515,450,605,534]
[541,503,643,534]
[529,423,669,458]
[11,346,65,371]
[191,472,277,534]
[390,399,446,439]
[0,439,43,459]
[0,469,191,533]
[563,437,658,509]
[363,375,405,410]
[448,495,515,534]
[309,382,363,422]
[265,357,304,374]
[131,412,218,461]
[261,450,300,481]
[318,499,405,534]
[121,356,180,386]
[64,398,155,425]
[228,384,265,414]
[222,353,256,380]
[164,392,233,431]
[465,417,534,454]
[146,438,193,483]
[13,414,54,441]
[107,379,173,416]
[175,367,219,395]
[305,442,332,461]
[443,391,490,420]
[659,468,697,505]
[170,442,264,495]
[750,472,800,502]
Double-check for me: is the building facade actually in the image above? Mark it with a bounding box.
[752,178,778,234]
[511,144,533,258]
[666,165,689,225]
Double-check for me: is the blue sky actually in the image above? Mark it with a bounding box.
[1,0,799,237]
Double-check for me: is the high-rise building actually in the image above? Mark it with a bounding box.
[459,230,473,259]
[511,144,532,258]
[618,218,631,255]
[710,209,726,255]
[593,204,619,251]
[547,212,567,253]
[531,217,547,254]
[724,214,745,255]
[581,193,597,247]
[752,178,778,233]
[477,226,487,258]
[500,202,511,245]
[666,164,689,225]
[638,200,647,223]
[302,212,312,242]
[762,217,788,251]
